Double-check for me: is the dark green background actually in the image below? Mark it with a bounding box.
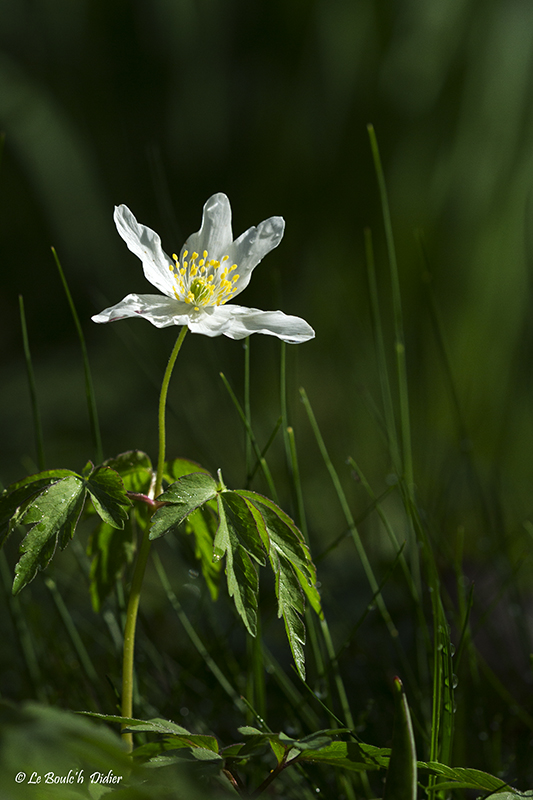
[3,0,533,505]
[2,0,533,782]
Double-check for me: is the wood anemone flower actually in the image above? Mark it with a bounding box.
[92,193,315,344]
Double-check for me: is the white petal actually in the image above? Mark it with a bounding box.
[188,304,314,343]
[224,216,285,297]
[181,193,233,262]
[114,205,174,296]
[92,293,191,328]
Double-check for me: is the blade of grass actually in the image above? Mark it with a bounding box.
[19,295,45,471]
[299,386,398,640]
[279,373,350,742]
[0,552,47,702]
[367,125,413,498]
[262,644,321,731]
[247,615,266,723]
[364,228,401,476]
[44,576,99,686]
[286,427,308,541]
[346,456,420,605]
[220,371,278,501]
[152,550,246,714]
[248,417,282,485]
[417,233,494,533]
[51,247,103,464]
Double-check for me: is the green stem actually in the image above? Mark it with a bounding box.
[155,326,188,498]
[121,326,187,749]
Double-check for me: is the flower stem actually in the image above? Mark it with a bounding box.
[155,325,188,498]
[121,325,188,750]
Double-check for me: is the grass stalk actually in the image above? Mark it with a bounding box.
[364,228,401,475]
[0,552,47,702]
[44,577,99,686]
[18,295,45,471]
[51,247,103,465]
[220,372,278,501]
[152,551,246,713]
[366,125,413,497]
[299,387,398,639]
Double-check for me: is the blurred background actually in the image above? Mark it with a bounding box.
[2,0,533,785]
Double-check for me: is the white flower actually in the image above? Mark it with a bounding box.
[92,193,315,344]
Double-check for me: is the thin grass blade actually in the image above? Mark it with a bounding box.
[51,247,103,464]
[19,295,46,471]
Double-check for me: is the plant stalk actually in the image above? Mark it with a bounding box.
[121,326,187,749]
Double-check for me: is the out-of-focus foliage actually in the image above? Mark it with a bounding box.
[2,0,533,519]
[3,0,533,791]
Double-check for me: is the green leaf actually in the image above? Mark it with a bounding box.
[293,562,323,618]
[78,712,191,735]
[236,490,322,679]
[271,548,306,679]
[85,466,132,528]
[220,492,267,565]
[299,740,390,772]
[103,450,154,493]
[134,734,219,755]
[384,677,417,800]
[216,496,258,636]
[163,457,211,484]
[184,507,221,601]
[278,730,339,751]
[0,469,79,545]
[150,472,218,540]
[269,738,286,765]
[418,761,511,792]
[237,726,263,736]
[87,518,137,612]
[13,476,86,593]
[240,490,314,576]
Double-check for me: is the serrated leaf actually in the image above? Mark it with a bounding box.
[103,450,154,493]
[132,733,219,754]
[163,457,211,484]
[240,490,313,573]
[216,496,258,636]
[278,729,348,752]
[293,562,323,618]
[0,469,79,545]
[87,518,137,612]
[270,738,286,765]
[13,476,86,593]
[235,490,322,679]
[85,466,131,528]
[221,492,267,565]
[238,726,263,736]
[150,473,218,540]
[190,747,223,761]
[272,549,306,679]
[299,740,390,772]
[184,507,221,601]
[79,712,191,735]
[418,762,511,792]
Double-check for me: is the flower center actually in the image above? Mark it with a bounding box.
[168,249,240,310]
